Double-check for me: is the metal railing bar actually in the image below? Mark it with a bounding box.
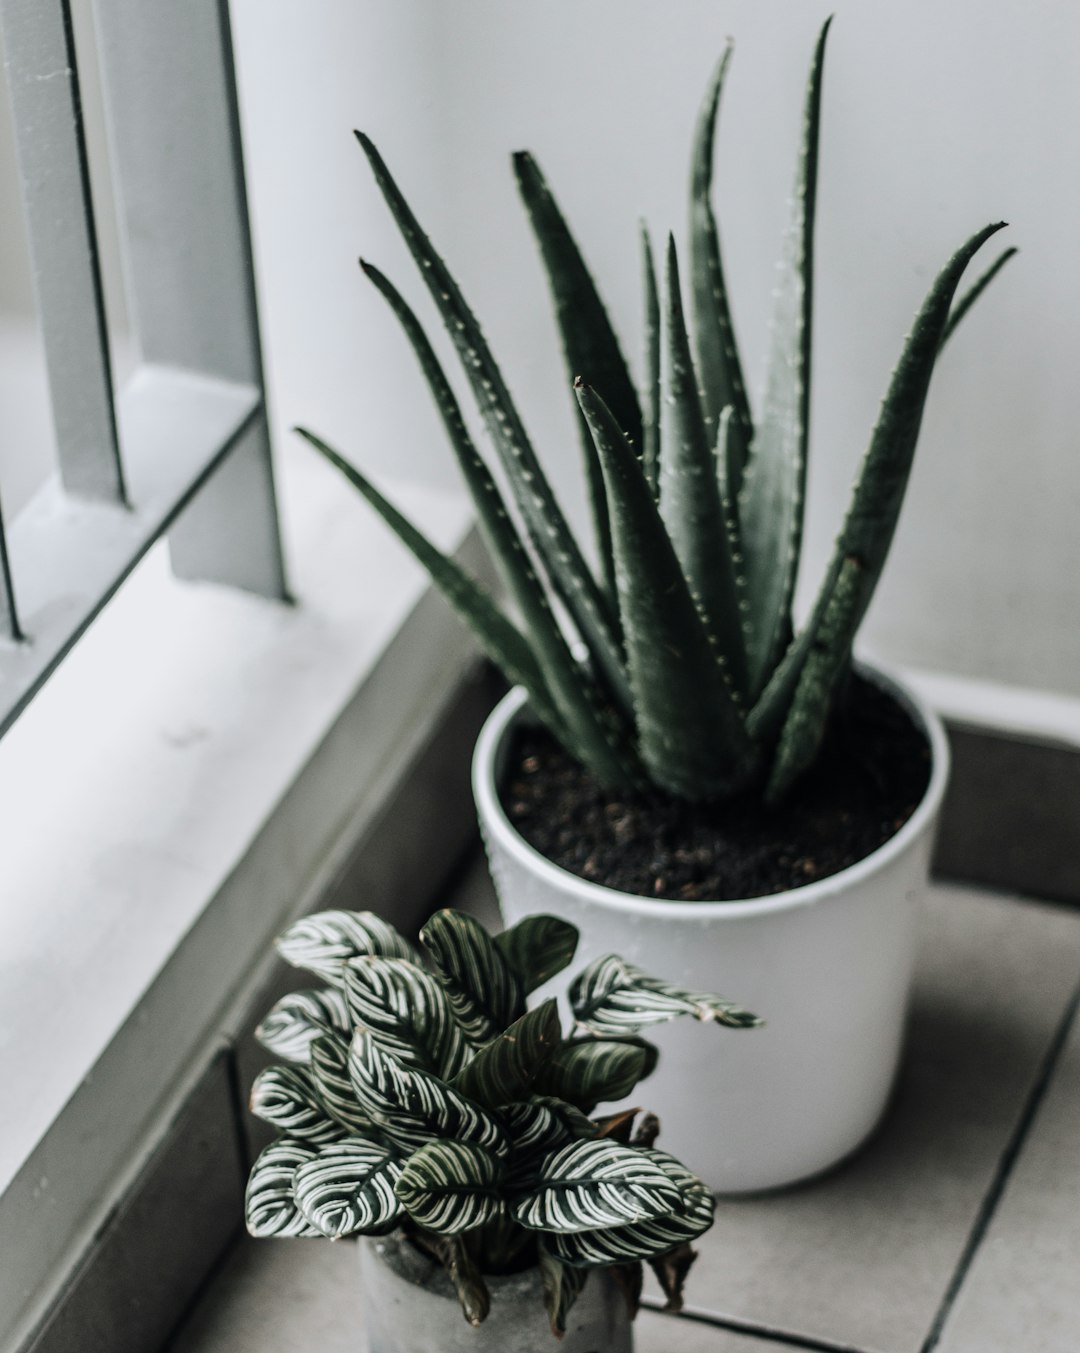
[90,0,286,599]
[0,365,259,737]
[0,497,22,642]
[0,0,126,504]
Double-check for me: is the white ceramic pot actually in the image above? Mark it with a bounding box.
[473,667,949,1195]
[358,1233,632,1353]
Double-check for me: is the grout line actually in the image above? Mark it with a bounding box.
[918,976,1080,1353]
[641,1300,873,1353]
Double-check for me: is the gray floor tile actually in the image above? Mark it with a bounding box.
[638,1309,791,1351]
[937,997,1080,1353]
[659,885,1080,1353]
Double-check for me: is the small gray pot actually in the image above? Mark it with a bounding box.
[358,1233,633,1353]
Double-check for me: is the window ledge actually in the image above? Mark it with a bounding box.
[0,437,483,1352]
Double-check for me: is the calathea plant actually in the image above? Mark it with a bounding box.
[246,907,758,1333]
[299,19,1014,805]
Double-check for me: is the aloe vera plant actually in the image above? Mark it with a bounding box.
[299,20,1014,805]
[246,906,758,1333]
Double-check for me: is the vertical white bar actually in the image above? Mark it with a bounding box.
[0,0,125,503]
[91,0,286,599]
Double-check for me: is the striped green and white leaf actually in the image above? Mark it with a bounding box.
[534,1036,653,1112]
[395,1139,505,1236]
[571,955,761,1035]
[420,909,524,1044]
[276,909,417,985]
[542,1149,714,1266]
[249,1065,344,1144]
[347,1029,509,1157]
[512,1138,683,1234]
[504,1094,597,1191]
[309,1034,376,1134]
[451,1000,562,1110]
[539,1249,588,1338]
[294,1137,403,1238]
[494,915,579,994]
[344,956,468,1079]
[256,988,351,1065]
[245,1139,320,1238]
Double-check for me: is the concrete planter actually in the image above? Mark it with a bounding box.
[358,1233,632,1353]
[473,666,949,1194]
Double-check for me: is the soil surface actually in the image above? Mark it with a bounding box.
[500,675,933,902]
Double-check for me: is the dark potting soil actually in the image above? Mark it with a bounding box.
[500,675,933,902]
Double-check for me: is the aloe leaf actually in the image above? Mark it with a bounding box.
[249,1065,345,1144]
[511,1139,683,1233]
[575,379,757,800]
[347,1029,510,1157]
[299,427,639,789]
[539,1249,588,1338]
[356,264,637,751]
[343,956,468,1080]
[310,1034,377,1134]
[640,224,661,498]
[354,134,631,717]
[513,149,644,603]
[740,18,831,698]
[541,1148,714,1267]
[570,954,762,1035]
[764,554,863,802]
[659,236,750,698]
[689,39,753,472]
[940,246,1017,349]
[395,1139,505,1236]
[494,914,579,993]
[245,1139,321,1238]
[294,1137,404,1238]
[420,909,525,1045]
[748,219,1009,750]
[534,1036,649,1111]
[255,988,351,1065]
[276,907,418,985]
[451,1000,562,1110]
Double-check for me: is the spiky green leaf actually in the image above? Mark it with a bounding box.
[689,39,753,480]
[355,133,631,730]
[347,1029,509,1157]
[659,237,749,697]
[765,554,863,803]
[640,225,661,499]
[293,1137,404,1238]
[539,1249,588,1338]
[275,908,417,986]
[512,1138,682,1234]
[420,909,524,1044]
[451,1000,562,1110]
[344,956,468,1080]
[255,988,351,1065]
[297,429,573,750]
[570,954,761,1036]
[542,1148,714,1266]
[249,1065,344,1144]
[748,219,1010,750]
[740,18,831,698]
[357,260,618,755]
[513,149,644,608]
[940,246,1017,349]
[494,915,579,993]
[395,1139,505,1236]
[575,379,756,800]
[245,1139,320,1238]
[534,1036,651,1113]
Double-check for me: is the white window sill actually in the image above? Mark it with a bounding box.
[0,434,482,1352]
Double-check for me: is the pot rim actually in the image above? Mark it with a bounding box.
[472,660,950,921]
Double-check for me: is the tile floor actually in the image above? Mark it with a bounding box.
[168,873,1080,1353]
